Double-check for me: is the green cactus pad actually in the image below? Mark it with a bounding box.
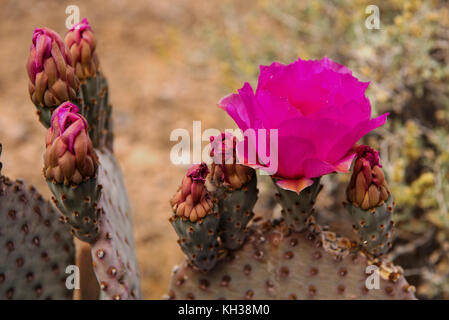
[90,149,141,300]
[346,195,395,257]
[274,178,322,232]
[48,177,101,243]
[215,175,258,250]
[0,177,75,300]
[170,209,222,273]
[166,220,415,300]
[34,105,54,129]
[79,72,113,150]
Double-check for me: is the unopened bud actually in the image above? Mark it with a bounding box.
[346,145,389,210]
[64,18,99,81]
[170,163,214,222]
[44,102,98,185]
[209,133,254,190]
[26,28,79,125]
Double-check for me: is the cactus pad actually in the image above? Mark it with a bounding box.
[346,195,395,257]
[166,220,415,300]
[90,150,141,300]
[0,177,75,300]
[274,178,322,232]
[48,178,101,243]
[170,211,222,273]
[214,175,258,250]
[79,72,113,150]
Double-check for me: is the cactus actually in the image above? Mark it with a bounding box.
[167,56,416,300]
[64,19,112,150]
[0,9,432,300]
[167,144,415,300]
[273,178,321,232]
[345,146,394,257]
[26,28,80,127]
[167,219,415,300]
[170,163,222,272]
[0,145,76,300]
[209,133,258,250]
[22,18,141,299]
[45,102,101,242]
[90,149,141,300]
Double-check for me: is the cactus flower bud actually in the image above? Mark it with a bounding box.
[346,145,389,210]
[26,28,80,125]
[170,163,214,222]
[44,102,98,185]
[210,133,254,190]
[64,18,99,81]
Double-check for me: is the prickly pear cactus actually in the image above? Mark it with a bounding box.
[167,136,415,300]
[273,178,322,232]
[167,220,415,300]
[345,146,394,257]
[79,71,112,149]
[209,133,258,250]
[64,19,111,150]
[346,196,395,257]
[44,102,101,243]
[170,163,222,272]
[0,147,75,300]
[170,214,222,273]
[26,28,80,128]
[48,179,101,243]
[24,18,141,299]
[91,150,141,300]
[214,176,257,250]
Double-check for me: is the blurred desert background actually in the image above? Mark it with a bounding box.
[0,0,448,299]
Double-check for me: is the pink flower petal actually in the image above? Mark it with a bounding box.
[327,113,389,163]
[218,56,389,191]
[302,158,336,178]
[334,151,357,173]
[275,177,314,194]
[218,93,250,131]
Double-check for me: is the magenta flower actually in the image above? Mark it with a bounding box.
[218,57,388,193]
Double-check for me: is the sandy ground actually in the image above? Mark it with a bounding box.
[0,0,362,299]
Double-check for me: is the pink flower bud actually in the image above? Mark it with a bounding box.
[26,28,79,122]
[170,163,214,222]
[209,133,254,189]
[44,102,97,184]
[65,18,99,81]
[347,145,389,210]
